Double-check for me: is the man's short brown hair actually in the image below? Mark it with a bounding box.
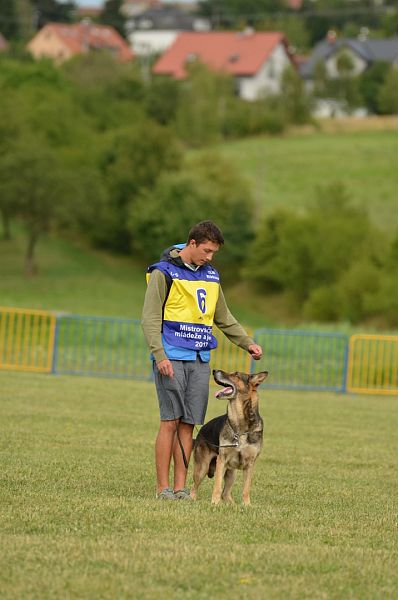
[187,221,224,246]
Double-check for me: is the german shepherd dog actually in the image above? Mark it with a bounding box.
[190,369,268,505]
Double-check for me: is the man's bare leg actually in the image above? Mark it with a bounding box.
[155,419,179,493]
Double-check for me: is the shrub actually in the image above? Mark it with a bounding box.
[244,182,388,323]
[129,153,255,281]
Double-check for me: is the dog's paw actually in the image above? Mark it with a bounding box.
[221,495,235,504]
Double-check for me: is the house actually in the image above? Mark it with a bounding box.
[27,22,133,64]
[0,32,9,52]
[126,6,210,56]
[300,33,398,87]
[152,30,295,100]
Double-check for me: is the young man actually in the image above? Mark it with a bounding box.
[141,220,263,500]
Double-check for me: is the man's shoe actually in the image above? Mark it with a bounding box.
[156,487,176,500]
[174,488,193,500]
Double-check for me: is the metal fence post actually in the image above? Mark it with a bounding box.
[51,316,60,374]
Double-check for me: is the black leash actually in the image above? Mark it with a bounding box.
[175,420,189,469]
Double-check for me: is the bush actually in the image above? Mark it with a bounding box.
[99,121,182,252]
[378,68,398,114]
[303,285,343,322]
[129,153,255,281]
[222,98,286,139]
[244,182,389,323]
[359,61,390,114]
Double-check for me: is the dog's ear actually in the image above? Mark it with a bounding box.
[249,371,268,387]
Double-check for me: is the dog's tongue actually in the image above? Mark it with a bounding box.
[215,386,233,398]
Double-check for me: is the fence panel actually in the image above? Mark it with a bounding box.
[211,328,252,373]
[53,315,151,380]
[253,329,349,391]
[347,334,398,395]
[0,307,56,373]
[3,306,398,397]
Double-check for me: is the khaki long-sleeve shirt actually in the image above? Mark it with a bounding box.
[141,268,254,363]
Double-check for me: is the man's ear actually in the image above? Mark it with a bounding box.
[249,372,269,387]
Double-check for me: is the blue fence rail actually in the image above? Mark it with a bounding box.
[253,329,349,392]
[2,307,398,395]
[52,316,350,392]
[53,315,150,380]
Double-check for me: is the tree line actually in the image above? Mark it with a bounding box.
[2,0,398,52]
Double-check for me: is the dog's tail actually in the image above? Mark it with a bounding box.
[207,457,217,479]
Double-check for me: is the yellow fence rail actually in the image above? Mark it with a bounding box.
[347,334,398,395]
[1,306,398,396]
[0,307,56,373]
[210,328,252,374]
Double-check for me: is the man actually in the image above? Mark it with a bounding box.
[141,220,263,500]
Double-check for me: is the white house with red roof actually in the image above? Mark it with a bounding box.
[152,30,295,100]
[27,23,133,64]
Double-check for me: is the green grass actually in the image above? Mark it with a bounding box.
[211,129,398,233]
[1,370,397,599]
[0,230,271,328]
[0,232,146,319]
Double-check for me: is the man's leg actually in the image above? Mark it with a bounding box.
[173,421,194,492]
[155,419,179,493]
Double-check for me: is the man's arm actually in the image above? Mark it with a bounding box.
[141,269,168,364]
[214,287,263,360]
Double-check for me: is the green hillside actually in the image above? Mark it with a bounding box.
[2,128,398,329]
[0,232,144,319]
[0,231,273,328]
[209,128,398,232]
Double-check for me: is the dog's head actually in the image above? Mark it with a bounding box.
[213,369,268,401]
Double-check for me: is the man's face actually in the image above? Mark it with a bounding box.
[189,240,220,266]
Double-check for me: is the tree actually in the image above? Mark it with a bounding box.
[128,153,255,282]
[278,65,312,124]
[145,76,181,126]
[175,62,233,147]
[381,8,398,37]
[256,15,310,53]
[0,89,24,239]
[244,182,385,319]
[100,121,182,252]
[32,0,75,29]
[0,137,75,275]
[198,0,285,25]
[99,0,127,39]
[359,61,390,114]
[378,68,398,115]
[1,0,19,39]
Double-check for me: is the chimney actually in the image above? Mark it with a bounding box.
[327,30,337,44]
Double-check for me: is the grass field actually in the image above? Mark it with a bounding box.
[213,129,398,233]
[1,370,397,599]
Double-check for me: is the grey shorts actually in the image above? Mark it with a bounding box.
[153,357,210,425]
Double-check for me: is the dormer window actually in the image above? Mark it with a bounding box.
[139,18,154,30]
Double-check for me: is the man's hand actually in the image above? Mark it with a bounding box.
[248,343,263,360]
[156,358,174,377]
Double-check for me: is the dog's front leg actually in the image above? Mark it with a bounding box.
[222,468,236,503]
[211,455,226,505]
[242,464,254,506]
